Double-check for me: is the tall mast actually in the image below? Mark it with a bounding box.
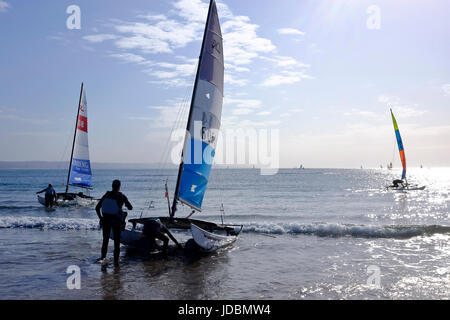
[65,82,84,193]
[171,0,214,218]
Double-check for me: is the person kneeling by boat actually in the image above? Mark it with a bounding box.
[96,179,133,266]
[36,184,57,207]
[391,179,405,188]
[143,219,170,254]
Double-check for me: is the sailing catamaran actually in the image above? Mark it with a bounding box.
[387,109,425,191]
[37,83,96,206]
[117,0,242,253]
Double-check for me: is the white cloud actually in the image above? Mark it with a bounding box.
[394,106,426,118]
[224,74,248,86]
[143,99,190,128]
[257,111,271,116]
[84,0,277,88]
[82,0,313,119]
[276,56,309,68]
[343,108,378,118]
[222,116,281,129]
[234,119,280,127]
[149,62,197,79]
[114,35,172,53]
[232,108,253,115]
[173,0,209,22]
[377,95,425,118]
[141,61,197,86]
[262,56,309,68]
[225,63,250,73]
[224,98,262,109]
[224,98,262,116]
[259,56,311,87]
[110,53,146,64]
[83,34,118,43]
[0,1,9,12]
[261,71,311,87]
[137,14,167,21]
[216,1,234,19]
[441,84,450,96]
[114,19,202,53]
[222,15,276,65]
[149,78,192,88]
[378,95,400,105]
[277,28,305,36]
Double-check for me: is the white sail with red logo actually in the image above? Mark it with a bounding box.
[67,83,92,189]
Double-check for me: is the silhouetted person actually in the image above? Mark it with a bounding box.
[391,179,405,188]
[143,219,169,254]
[36,184,57,207]
[96,180,132,266]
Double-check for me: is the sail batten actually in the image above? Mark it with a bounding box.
[390,109,406,180]
[173,0,223,214]
[68,84,92,189]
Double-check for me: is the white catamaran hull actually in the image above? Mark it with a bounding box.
[388,185,426,191]
[75,196,97,206]
[190,223,238,252]
[37,195,61,207]
[38,195,96,207]
[110,228,145,247]
[37,195,46,206]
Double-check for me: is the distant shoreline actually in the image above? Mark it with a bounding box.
[0,161,172,170]
[0,161,259,170]
[0,161,441,170]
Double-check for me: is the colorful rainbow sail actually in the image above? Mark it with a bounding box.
[390,109,406,180]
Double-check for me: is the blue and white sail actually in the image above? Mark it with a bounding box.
[175,0,223,212]
[68,84,92,189]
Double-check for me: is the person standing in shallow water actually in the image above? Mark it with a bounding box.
[96,180,132,266]
[36,184,57,207]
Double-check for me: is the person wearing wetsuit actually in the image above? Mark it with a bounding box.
[36,184,57,207]
[143,219,170,254]
[96,180,132,266]
[392,179,405,188]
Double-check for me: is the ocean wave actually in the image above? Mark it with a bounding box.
[1,216,449,239]
[0,216,99,230]
[241,222,450,239]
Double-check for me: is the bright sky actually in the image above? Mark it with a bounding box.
[0,0,449,168]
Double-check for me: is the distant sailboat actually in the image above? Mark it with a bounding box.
[299,164,304,169]
[118,0,242,253]
[387,109,425,191]
[37,83,96,206]
[387,162,393,170]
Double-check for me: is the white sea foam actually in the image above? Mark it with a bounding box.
[0,216,99,230]
[1,216,448,239]
[241,222,450,239]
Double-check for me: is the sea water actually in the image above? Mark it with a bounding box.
[0,168,449,299]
